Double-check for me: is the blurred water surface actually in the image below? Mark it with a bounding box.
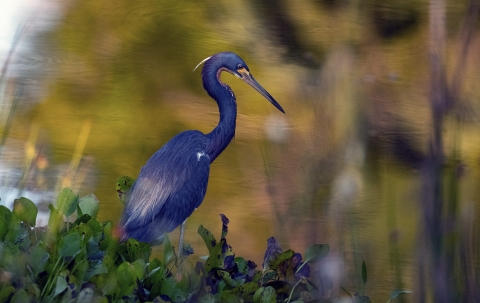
[1,0,480,301]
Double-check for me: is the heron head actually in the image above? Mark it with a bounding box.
[194,52,285,113]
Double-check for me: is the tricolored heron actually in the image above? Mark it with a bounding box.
[120,52,284,256]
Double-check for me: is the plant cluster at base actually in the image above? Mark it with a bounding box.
[0,188,377,302]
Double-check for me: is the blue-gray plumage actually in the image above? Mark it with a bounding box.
[120,52,284,246]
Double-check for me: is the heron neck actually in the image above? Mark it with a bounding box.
[206,88,237,162]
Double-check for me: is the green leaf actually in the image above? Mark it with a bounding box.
[0,285,15,302]
[160,276,187,302]
[220,290,241,303]
[124,237,151,263]
[163,233,175,265]
[10,289,30,303]
[117,262,135,287]
[235,257,247,273]
[87,218,103,242]
[115,176,135,204]
[0,206,13,240]
[77,287,95,303]
[78,194,99,217]
[268,249,295,271]
[101,272,118,295]
[362,260,367,285]
[199,293,214,303]
[253,286,276,303]
[73,257,89,281]
[232,282,259,301]
[198,224,216,253]
[131,259,146,280]
[13,197,37,227]
[58,232,81,257]
[304,244,329,263]
[28,244,49,276]
[5,225,30,252]
[87,217,102,232]
[217,269,237,287]
[205,239,226,273]
[54,272,68,297]
[56,187,78,217]
[103,221,113,241]
[75,223,94,244]
[85,262,108,280]
[47,204,64,238]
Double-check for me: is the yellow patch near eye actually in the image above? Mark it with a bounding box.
[237,67,250,75]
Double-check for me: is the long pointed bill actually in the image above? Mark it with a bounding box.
[237,68,285,113]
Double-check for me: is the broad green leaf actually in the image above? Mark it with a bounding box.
[199,293,214,303]
[160,276,187,302]
[87,218,103,242]
[0,206,12,240]
[232,282,259,301]
[198,224,216,253]
[205,238,226,273]
[126,238,151,262]
[10,289,30,303]
[13,197,37,227]
[79,194,99,217]
[103,221,113,241]
[5,225,30,252]
[115,176,135,204]
[217,269,237,287]
[235,257,247,273]
[305,244,329,263]
[28,244,49,276]
[268,249,295,271]
[75,223,94,244]
[101,272,117,295]
[117,262,135,287]
[132,259,146,280]
[47,204,64,237]
[362,260,367,285]
[85,262,108,280]
[87,217,102,232]
[74,214,91,226]
[220,290,241,303]
[77,287,95,303]
[58,232,81,257]
[253,286,276,303]
[74,257,89,281]
[163,233,174,265]
[54,273,68,297]
[0,285,15,302]
[56,187,78,217]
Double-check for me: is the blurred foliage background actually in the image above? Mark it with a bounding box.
[1,0,480,301]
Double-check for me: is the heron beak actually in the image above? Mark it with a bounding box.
[237,68,285,113]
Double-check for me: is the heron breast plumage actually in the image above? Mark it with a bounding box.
[121,130,210,242]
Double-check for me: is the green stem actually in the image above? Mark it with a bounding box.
[41,256,63,299]
[286,278,303,303]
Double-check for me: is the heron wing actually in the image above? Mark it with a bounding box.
[120,131,210,242]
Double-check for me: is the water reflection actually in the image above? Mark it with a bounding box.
[1,0,480,301]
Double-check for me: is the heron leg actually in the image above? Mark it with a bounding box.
[177,219,187,263]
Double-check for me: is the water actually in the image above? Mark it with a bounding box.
[2,0,480,301]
